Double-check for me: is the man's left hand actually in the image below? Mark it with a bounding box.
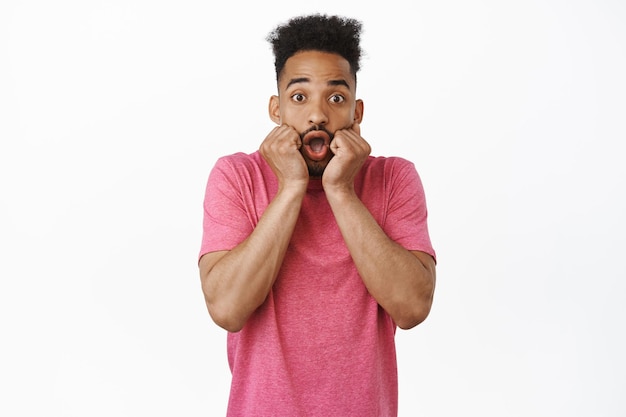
[322,122,371,193]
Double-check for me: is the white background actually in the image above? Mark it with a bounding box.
[1,1,625,416]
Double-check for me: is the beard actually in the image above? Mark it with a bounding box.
[305,160,328,177]
[299,126,335,178]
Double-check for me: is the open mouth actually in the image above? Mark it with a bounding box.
[308,137,326,153]
[302,129,332,161]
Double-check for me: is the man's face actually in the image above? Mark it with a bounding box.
[269,50,364,177]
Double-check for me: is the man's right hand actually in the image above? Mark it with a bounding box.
[259,125,309,189]
[202,125,309,332]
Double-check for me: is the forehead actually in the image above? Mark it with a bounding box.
[279,50,355,90]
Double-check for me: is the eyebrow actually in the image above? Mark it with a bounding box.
[286,77,350,89]
[328,79,350,88]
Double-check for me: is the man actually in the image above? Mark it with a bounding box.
[199,14,436,417]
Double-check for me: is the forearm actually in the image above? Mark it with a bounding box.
[325,188,436,329]
[201,185,305,332]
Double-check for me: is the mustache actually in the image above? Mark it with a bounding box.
[299,126,334,141]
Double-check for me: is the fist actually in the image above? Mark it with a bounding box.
[259,125,309,187]
[323,122,371,190]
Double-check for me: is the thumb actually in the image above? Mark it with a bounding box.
[351,120,361,136]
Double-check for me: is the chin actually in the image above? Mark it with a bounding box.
[307,157,335,178]
[307,162,326,178]
[303,152,333,178]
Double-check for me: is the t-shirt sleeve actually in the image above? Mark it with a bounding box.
[383,159,436,262]
[198,156,255,260]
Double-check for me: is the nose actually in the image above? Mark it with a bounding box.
[308,98,328,126]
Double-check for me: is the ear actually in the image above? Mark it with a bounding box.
[268,95,281,125]
[353,99,364,124]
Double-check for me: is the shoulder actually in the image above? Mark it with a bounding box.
[211,151,272,180]
[209,151,277,193]
[362,155,416,171]
[360,155,420,181]
[214,151,267,171]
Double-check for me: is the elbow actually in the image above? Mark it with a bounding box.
[396,265,436,330]
[395,307,431,330]
[202,283,247,332]
[394,297,434,330]
[212,315,247,333]
[206,301,247,333]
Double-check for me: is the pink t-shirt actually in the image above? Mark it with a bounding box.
[200,151,435,417]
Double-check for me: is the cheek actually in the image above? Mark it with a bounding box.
[279,106,309,129]
[336,107,356,125]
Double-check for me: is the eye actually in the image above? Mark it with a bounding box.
[291,93,306,102]
[329,94,345,104]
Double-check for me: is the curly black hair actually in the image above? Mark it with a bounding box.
[266,14,363,83]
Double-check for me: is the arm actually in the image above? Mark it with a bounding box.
[323,124,436,329]
[324,190,436,329]
[199,125,308,332]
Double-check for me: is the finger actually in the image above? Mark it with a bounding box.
[329,139,339,154]
[275,124,300,144]
[285,126,302,149]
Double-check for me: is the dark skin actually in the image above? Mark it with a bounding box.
[200,50,436,332]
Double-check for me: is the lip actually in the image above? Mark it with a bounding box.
[302,130,331,161]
